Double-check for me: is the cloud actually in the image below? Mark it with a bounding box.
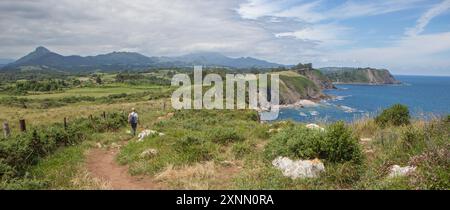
[405,0,450,36]
[317,32,450,75]
[0,0,320,64]
[0,0,449,75]
[237,0,425,22]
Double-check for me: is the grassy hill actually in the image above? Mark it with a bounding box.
[276,71,323,104]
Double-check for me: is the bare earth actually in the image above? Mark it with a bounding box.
[86,148,165,190]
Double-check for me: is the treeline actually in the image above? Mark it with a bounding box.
[0,89,172,109]
[15,80,71,92]
[115,72,172,85]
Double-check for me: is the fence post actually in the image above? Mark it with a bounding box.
[102,111,106,119]
[64,117,67,130]
[19,119,26,132]
[163,101,166,111]
[3,121,10,138]
[89,114,93,121]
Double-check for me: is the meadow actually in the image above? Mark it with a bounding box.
[0,71,448,190]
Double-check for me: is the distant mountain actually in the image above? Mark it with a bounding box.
[4,46,157,72]
[167,52,283,69]
[0,58,14,68]
[2,47,285,72]
[319,67,400,84]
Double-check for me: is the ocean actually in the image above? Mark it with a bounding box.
[277,75,450,122]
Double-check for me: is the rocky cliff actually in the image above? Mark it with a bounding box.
[320,67,400,84]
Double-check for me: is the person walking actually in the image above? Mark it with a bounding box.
[128,108,139,136]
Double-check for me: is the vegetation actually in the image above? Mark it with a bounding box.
[375,104,411,127]
[0,112,126,188]
[0,68,447,190]
[264,121,362,163]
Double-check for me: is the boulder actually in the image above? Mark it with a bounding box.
[306,124,325,132]
[388,165,416,178]
[140,149,158,159]
[138,129,164,142]
[272,157,325,179]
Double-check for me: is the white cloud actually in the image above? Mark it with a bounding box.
[276,24,350,44]
[317,32,450,74]
[405,0,450,36]
[237,0,425,23]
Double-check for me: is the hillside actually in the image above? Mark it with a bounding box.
[2,47,284,72]
[320,67,400,84]
[276,71,324,104]
[292,63,335,89]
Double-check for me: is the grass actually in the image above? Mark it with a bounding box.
[18,84,162,100]
[0,72,448,190]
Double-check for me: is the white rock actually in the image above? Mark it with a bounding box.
[268,128,283,133]
[137,129,160,142]
[306,124,325,132]
[140,149,158,158]
[111,143,121,149]
[388,165,417,178]
[272,157,325,179]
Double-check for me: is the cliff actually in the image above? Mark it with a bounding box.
[275,71,325,104]
[320,67,400,84]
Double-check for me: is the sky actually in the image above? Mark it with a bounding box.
[0,0,450,75]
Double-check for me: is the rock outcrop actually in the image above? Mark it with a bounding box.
[272,156,325,179]
[320,67,400,85]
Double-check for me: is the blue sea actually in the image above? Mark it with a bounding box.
[277,75,450,122]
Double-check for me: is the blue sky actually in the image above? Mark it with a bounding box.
[0,0,450,75]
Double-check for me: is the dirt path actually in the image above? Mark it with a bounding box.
[86,148,165,190]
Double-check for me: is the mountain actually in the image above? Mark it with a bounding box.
[168,52,283,68]
[2,47,285,72]
[0,58,15,68]
[319,67,401,85]
[4,46,157,72]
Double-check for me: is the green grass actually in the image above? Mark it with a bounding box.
[19,84,161,100]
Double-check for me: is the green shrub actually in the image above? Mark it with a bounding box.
[174,136,214,163]
[232,141,253,158]
[264,122,362,164]
[323,122,362,163]
[375,104,410,127]
[209,127,244,144]
[264,125,324,160]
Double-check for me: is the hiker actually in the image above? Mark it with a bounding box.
[128,108,139,136]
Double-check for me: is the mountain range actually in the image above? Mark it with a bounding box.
[1,47,284,72]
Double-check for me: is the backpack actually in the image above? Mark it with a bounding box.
[130,113,138,124]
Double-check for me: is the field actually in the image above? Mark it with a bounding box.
[0,71,448,190]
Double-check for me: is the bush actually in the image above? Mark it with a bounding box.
[264,125,324,160]
[323,122,362,163]
[174,136,214,163]
[264,121,362,164]
[375,104,410,127]
[209,127,244,144]
[0,111,127,181]
[232,141,253,158]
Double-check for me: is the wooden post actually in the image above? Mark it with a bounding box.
[89,114,93,120]
[163,101,166,111]
[102,111,106,119]
[3,121,10,138]
[19,119,26,132]
[64,117,67,130]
